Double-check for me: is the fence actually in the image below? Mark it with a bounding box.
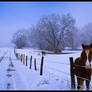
[14,50,92,90]
[14,51,72,88]
[15,52,44,76]
[69,57,75,89]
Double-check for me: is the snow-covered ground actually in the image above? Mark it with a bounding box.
[0,48,92,90]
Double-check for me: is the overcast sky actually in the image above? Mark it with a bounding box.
[0,2,92,47]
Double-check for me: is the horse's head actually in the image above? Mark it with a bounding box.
[81,43,92,69]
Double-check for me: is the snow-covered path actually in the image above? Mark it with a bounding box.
[12,60,41,90]
[3,48,41,90]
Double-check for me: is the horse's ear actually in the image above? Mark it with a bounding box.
[82,44,84,48]
[90,43,92,47]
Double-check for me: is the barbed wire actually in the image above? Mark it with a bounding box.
[76,75,90,81]
[74,64,86,68]
[45,61,70,66]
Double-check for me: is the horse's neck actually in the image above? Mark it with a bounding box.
[79,58,86,65]
[75,57,85,65]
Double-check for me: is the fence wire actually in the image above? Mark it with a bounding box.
[13,52,92,90]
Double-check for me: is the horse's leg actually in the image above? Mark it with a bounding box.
[79,79,84,90]
[86,68,91,90]
[86,80,90,90]
[77,77,84,90]
[77,77,80,90]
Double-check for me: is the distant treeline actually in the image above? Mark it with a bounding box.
[11,12,92,53]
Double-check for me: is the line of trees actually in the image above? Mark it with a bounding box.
[12,12,91,52]
[79,23,92,45]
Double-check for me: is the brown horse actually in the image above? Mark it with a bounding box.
[74,43,92,90]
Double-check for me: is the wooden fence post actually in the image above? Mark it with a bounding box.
[18,53,21,60]
[23,54,25,64]
[26,56,27,66]
[18,53,20,60]
[16,53,18,59]
[34,58,37,70]
[30,56,32,69]
[21,54,22,62]
[70,57,75,89]
[14,48,16,55]
[17,53,19,60]
[40,56,44,75]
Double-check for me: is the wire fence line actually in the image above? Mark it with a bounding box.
[16,52,92,82]
[14,52,71,76]
[45,65,70,76]
[74,64,89,68]
[14,51,91,89]
[76,75,90,81]
[13,51,92,90]
[45,61,70,66]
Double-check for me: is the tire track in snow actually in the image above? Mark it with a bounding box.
[10,50,31,90]
[0,50,10,89]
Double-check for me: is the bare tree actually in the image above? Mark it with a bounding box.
[80,22,92,45]
[32,13,62,53]
[60,13,77,49]
[28,13,78,52]
[12,29,28,49]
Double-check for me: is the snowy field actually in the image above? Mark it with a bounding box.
[0,48,92,90]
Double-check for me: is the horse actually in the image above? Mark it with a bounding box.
[74,43,92,90]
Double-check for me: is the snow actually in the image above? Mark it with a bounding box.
[0,48,92,90]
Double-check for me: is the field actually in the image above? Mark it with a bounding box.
[0,48,92,90]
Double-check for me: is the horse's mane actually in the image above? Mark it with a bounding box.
[80,51,87,65]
